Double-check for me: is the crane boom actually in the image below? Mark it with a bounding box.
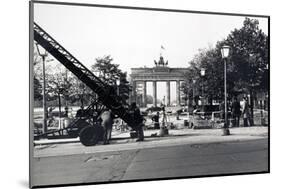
[34,22,139,129]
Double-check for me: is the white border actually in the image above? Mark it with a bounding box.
[1,0,279,189]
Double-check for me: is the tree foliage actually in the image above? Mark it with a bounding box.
[67,76,93,107]
[225,18,268,93]
[33,52,131,108]
[181,17,268,103]
[34,76,42,100]
[33,44,42,101]
[91,55,131,106]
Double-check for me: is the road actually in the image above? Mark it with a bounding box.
[32,138,268,187]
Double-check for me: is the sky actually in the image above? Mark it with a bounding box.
[34,3,268,104]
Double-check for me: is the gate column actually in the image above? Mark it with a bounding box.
[153,81,157,107]
[176,80,181,106]
[166,81,170,106]
[143,81,147,107]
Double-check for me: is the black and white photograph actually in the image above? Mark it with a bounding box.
[30,1,269,188]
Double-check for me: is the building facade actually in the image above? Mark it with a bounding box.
[130,56,189,107]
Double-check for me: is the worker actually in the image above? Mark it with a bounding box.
[129,102,144,142]
[101,109,114,145]
[152,112,160,129]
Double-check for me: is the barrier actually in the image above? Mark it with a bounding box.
[190,112,213,129]
[188,109,268,129]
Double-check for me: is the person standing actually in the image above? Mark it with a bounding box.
[231,96,241,127]
[241,96,250,127]
[219,101,225,121]
[129,102,144,142]
[152,112,160,129]
[101,109,114,145]
[76,105,84,118]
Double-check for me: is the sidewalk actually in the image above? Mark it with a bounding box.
[34,126,268,146]
[33,126,268,157]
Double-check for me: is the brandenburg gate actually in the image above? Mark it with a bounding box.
[130,56,189,107]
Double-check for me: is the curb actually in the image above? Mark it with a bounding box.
[33,134,181,146]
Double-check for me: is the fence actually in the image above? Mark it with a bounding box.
[189,109,268,129]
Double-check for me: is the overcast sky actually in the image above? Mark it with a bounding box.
[34,3,268,104]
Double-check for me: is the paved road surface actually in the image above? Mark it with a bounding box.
[32,138,268,187]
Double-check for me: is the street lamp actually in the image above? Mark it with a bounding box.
[63,69,69,118]
[192,79,196,107]
[221,45,230,136]
[200,68,205,106]
[36,43,48,135]
[116,78,120,96]
[200,68,205,76]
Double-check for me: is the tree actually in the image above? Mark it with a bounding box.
[180,67,198,106]
[225,18,268,93]
[182,17,268,125]
[45,70,70,116]
[146,95,153,104]
[34,76,42,101]
[225,18,268,124]
[191,47,226,101]
[181,47,226,106]
[68,77,93,108]
[33,44,42,101]
[92,55,121,85]
[91,55,131,106]
[182,17,268,108]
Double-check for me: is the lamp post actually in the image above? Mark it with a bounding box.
[200,68,205,106]
[221,45,230,136]
[192,79,196,107]
[116,78,120,96]
[64,69,69,117]
[36,43,48,135]
[92,69,100,103]
[248,53,255,126]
